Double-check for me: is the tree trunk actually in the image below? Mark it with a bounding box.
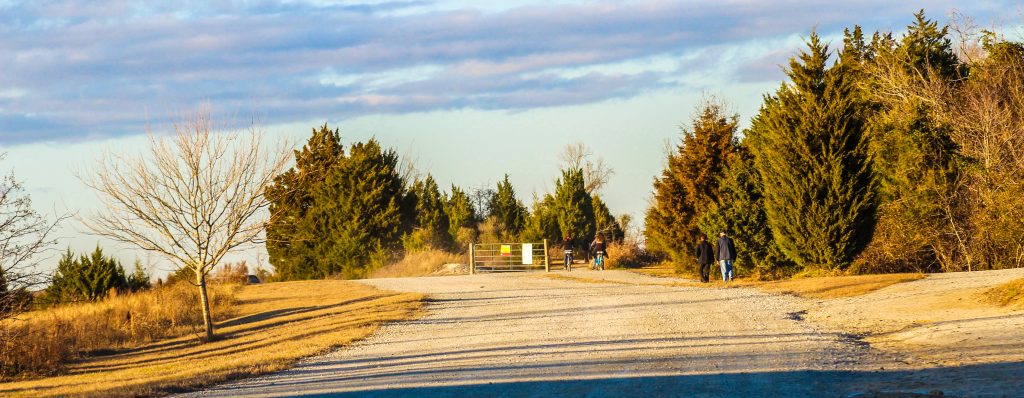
[197,271,214,341]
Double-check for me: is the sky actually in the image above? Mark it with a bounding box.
[1,0,1020,277]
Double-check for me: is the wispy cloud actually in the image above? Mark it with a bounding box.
[0,0,1011,144]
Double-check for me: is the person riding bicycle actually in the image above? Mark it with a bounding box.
[589,234,608,270]
[562,235,573,272]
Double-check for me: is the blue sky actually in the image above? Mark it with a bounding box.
[1,0,1020,275]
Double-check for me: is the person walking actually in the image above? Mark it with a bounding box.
[562,235,573,272]
[694,235,713,283]
[589,234,608,271]
[716,232,736,282]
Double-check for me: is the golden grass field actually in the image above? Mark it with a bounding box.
[1,282,239,377]
[0,280,423,398]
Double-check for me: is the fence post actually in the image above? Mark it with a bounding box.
[543,239,549,272]
[469,243,475,275]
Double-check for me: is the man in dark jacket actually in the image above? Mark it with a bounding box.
[716,232,736,282]
[562,235,573,272]
[694,235,713,283]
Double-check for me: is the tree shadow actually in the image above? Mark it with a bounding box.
[209,361,1024,398]
[66,293,400,374]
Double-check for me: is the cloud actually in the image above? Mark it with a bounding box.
[0,0,1012,144]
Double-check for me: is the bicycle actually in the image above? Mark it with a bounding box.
[593,251,605,271]
[563,249,573,272]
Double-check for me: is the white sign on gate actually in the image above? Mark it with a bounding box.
[522,243,533,265]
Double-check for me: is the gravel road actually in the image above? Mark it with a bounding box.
[180,270,1024,398]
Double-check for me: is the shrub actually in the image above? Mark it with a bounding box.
[604,241,659,269]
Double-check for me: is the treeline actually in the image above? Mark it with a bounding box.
[646,11,1024,277]
[265,128,628,280]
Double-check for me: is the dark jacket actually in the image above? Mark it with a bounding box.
[590,240,606,253]
[716,235,736,261]
[695,240,713,265]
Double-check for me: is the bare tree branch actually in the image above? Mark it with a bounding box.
[81,108,291,340]
[0,157,65,322]
[559,141,614,194]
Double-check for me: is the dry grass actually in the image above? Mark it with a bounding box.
[0,280,423,397]
[629,262,692,279]
[747,273,925,299]
[371,249,465,278]
[540,274,634,285]
[981,278,1024,308]
[1,282,237,377]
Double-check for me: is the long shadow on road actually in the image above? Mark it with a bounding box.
[277,361,1024,398]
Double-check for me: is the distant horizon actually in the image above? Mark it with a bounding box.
[2,0,1021,278]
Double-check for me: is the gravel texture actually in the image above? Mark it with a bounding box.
[179,269,1024,398]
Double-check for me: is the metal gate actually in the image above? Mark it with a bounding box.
[469,240,549,273]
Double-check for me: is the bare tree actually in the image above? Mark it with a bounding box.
[865,25,1024,271]
[559,141,614,194]
[0,162,62,321]
[83,110,290,340]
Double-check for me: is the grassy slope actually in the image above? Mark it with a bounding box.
[1,280,423,398]
[982,278,1024,308]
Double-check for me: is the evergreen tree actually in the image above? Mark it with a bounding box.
[591,195,623,242]
[645,101,737,264]
[698,145,791,277]
[266,125,345,280]
[749,32,876,271]
[406,175,452,250]
[266,126,413,279]
[902,9,963,81]
[677,103,739,212]
[488,175,527,240]
[444,185,478,248]
[44,249,79,303]
[522,193,561,243]
[553,168,595,245]
[126,260,151,292]
[45,247,127,303]
[645,156,695,264]
[840,25,873,66]
[77,246,127,301]
[312,139,411,278]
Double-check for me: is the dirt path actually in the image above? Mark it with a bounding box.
[181,270,1024,397]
